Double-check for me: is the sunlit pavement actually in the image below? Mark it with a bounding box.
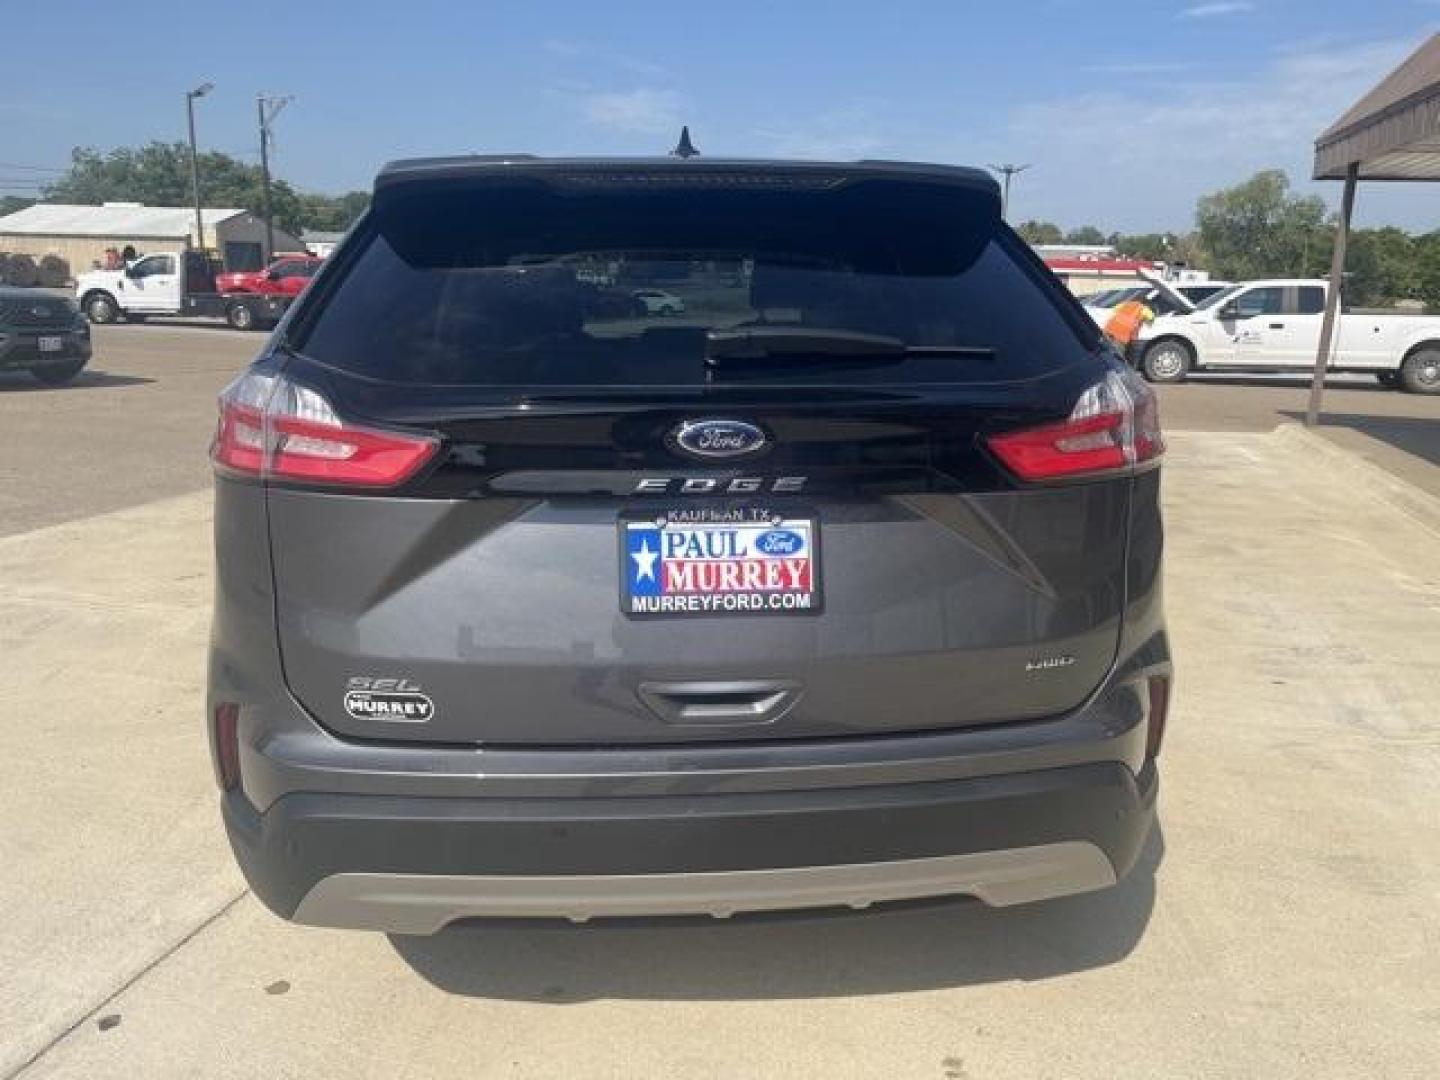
[2,415,1437,1078]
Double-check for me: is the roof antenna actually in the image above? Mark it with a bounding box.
[670,126,700,159]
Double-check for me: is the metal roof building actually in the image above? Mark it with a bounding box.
[1315,35,1440,182]
[1307,34,1440,420]
[0,202,304,277]
[0,202,247,239]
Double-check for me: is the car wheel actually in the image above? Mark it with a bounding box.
[1142,340,1192,384]
[226,302,256,331]
[84,293,119,325]
[31,357,88,386]
[1398,348,1440,394]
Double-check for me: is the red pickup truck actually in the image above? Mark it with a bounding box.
[216,255,324,297]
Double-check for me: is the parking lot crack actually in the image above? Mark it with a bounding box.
[4,890,249,1080]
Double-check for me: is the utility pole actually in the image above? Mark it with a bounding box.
[256,94,294,262]
[1306,163,1358,428]
[185,82,214,254]
[987,163,1032,221]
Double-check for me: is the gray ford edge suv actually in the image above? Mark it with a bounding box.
[209,156,1170,933]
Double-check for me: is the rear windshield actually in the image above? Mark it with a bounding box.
[293,180,1095,386]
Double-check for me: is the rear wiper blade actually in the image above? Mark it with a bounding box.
[704,327,993,366]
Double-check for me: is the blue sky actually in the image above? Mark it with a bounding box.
[3,0,1437,232]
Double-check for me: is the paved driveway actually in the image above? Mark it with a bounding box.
[0,323,261,536]
[1159,374,1439,498]
[2,417,1436,1079]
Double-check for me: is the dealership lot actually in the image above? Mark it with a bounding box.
[2,325,1438,1078]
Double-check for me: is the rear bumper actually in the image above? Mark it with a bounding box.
[0,331,90,370]
[224,761,1157,932]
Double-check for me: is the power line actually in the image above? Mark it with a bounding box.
[0,161,65,173]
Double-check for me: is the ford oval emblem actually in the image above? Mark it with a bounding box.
[755,529,804,555]
[669,419,768,460]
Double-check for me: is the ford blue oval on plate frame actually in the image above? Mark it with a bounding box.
[619,507,822,618]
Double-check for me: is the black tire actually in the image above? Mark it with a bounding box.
[30,357,88,386]
[226,302,256,331]
[83,292,119,325]
[1141,339,1193,384]
[1398,348,1440,395]
[1375,371,1400,388]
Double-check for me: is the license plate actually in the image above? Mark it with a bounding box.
[620,510,821,617]
[38,336,63,352]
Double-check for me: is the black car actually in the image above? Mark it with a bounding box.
[0,287,91,384]
[209,156,1171,932]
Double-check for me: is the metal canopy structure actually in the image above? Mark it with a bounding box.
[1308,34,1440,424]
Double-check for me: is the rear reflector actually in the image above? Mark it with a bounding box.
[213,702,241,791]
[1145,675,1171,760]
[212,371,439,489]
[987,366,1164,483]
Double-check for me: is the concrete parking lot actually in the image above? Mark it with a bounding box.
[0,324,263,536]
[2,325,1438,1078]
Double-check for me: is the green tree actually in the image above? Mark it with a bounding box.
[1195,170,1331,280]
[39,143,369,240]
[1063,225,1108,245]
[1016,219,1064,245]
[1412,231,1440,312]
[1343,227,1417,307]
[1113,233,1173,261]
[1111,232,1210,269]
[296,189,369,232]
[0,195,36,217]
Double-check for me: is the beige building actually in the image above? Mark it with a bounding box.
[301,229,347,258]
[0,202,304,279]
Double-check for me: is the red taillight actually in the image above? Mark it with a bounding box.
[988,411,1127,480]
[1145,675,1171,760]
[212,402,266,475]
[213,702,241,791]
[211,373,439,489]
[987,368,1164,483]
[266,412,438,487]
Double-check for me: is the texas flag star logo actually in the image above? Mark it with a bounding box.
[631,536,658,583]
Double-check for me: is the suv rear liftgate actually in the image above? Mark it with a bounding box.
[209,158,1170,929]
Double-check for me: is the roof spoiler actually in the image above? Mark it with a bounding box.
[372,157,1001,210]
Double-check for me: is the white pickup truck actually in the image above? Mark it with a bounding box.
[1134,279,1440,394]
[75,251,292,331]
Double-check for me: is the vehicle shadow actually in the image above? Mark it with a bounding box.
[1186,373,1382,391]
[390,825,1164,1001]
[0,369,154,391]
[117,318,255,333]
[1280,410,1440,469]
